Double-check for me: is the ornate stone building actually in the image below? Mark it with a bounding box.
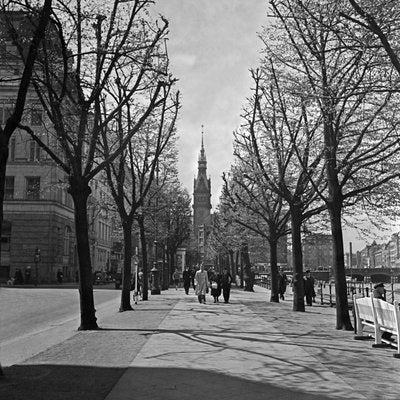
[192,132,212,264]
[0,13,113,283]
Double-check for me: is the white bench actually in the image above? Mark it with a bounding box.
[353,295,400,358]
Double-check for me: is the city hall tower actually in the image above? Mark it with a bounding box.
[193,129,212,261]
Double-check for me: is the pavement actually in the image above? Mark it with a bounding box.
[1,285,400,400]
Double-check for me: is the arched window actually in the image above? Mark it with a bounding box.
[64,226,71,256]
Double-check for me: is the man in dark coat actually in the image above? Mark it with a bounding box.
[304,270,315,306]
[221,267,233,303]
[182,266,192,295]
[277,267,288,300]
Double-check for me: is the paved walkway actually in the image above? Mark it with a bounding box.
[2,285,400,399]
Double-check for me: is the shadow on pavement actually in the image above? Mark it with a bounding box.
[0,364,123,400]
[0,364,338,400]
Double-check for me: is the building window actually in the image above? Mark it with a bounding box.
[1,220,11,252]
[64,226,71,256]
[29,140,41,161]
[26,176,40,200]
[5,176,14,200]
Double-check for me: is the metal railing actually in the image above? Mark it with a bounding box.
[255,278,400,306]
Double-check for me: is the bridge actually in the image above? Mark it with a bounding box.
[346,267,400,283]
[309,268,400,283]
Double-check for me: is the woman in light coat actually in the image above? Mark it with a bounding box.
[194,264,209,304]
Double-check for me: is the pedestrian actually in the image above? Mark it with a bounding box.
[221,267,233,303]
[194,263,209,304]
[190,267,196,288]
[25,266,32,284]
[182,266,191,295]
[57,269,63,284]
[277,266,288,300]
[373,282,392,340]
[172,268,180,290]
[137,271,143,300]
[304,269,315,306]
[14,268,24,285]
[209,267,221,303]
[373,282,386,301]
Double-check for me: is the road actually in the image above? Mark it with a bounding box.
[0,286,121,367]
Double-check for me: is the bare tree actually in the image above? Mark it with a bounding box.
[221,166,290,302]
[209,207,241,279]
[270,0,400,329]
[344,0,400,75]
[237,66,326,311]
[158,184,192,282]
[102,78,179,311]
[13,0,173,329]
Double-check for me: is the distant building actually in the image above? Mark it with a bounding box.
[302,233,332,270]
[357,241,384,269]
[247,233,287,272]
[388,232,400,267]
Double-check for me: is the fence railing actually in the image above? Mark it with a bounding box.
[255,278,400,307]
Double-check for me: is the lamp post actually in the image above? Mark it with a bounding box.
[151,240,160,294]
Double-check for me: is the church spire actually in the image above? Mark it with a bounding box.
[199,125,206,162]
[194,125,210,191]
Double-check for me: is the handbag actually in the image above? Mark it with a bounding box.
[211,281,218,289]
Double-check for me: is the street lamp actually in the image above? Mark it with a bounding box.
[151,240,160,294]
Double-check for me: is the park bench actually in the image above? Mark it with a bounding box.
[353,295,400,358]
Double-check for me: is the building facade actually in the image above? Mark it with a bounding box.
[192,133,212,265]
[302,233,333,270]
[356,235,400,270]
[0,14,113,283]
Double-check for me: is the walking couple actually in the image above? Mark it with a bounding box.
[194,264,233,304]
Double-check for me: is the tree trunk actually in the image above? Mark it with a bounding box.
[242,243,254,292]
[120,219,134,311]
[138,215,148,301]
[69,177,98,330]
[229,249,235,277]
[291,203,305,312]
[167,249,174,284]
[269,235,279,302]
[235,250,239,280]
[321,62,353,330]
[329,201,353,330]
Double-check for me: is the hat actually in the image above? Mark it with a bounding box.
[374,282,384,289]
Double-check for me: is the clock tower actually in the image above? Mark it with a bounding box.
[193,129,212,262]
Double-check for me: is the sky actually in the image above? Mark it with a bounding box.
[150,1,398,252]
[151,0,266,206]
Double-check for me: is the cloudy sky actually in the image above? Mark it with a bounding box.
[150,1,394,251]
[152,0,267,207]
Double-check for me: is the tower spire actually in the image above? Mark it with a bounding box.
[199,125,206,162]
